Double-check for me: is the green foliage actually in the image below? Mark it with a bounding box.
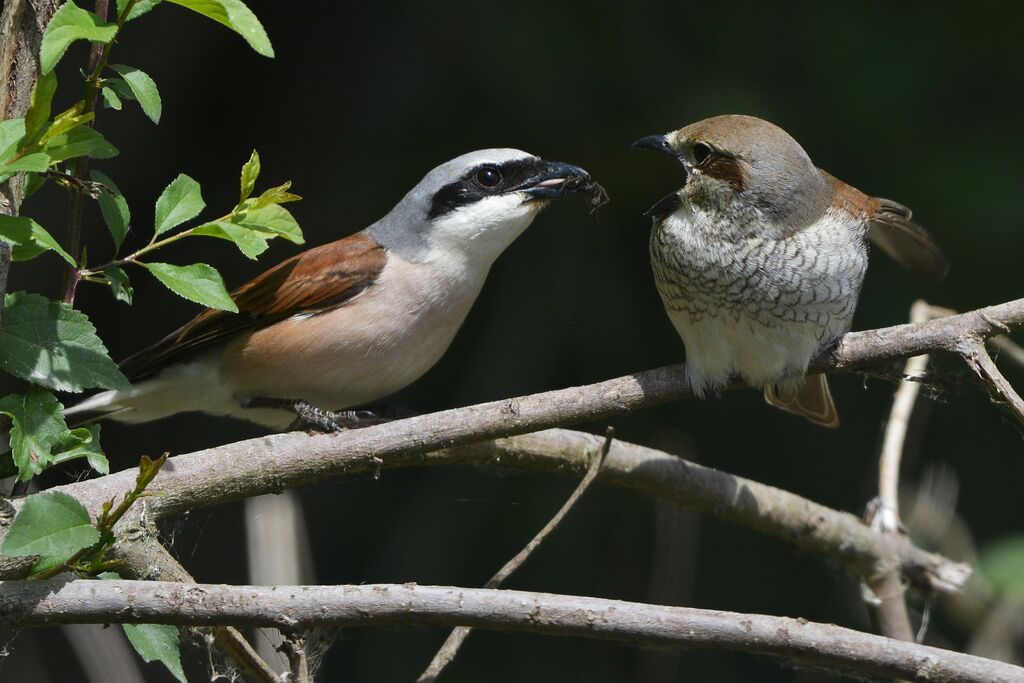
[25,72,58,140]
[144,262,238,311]
[42,126,118,162]
[101,266,134,304]
[0,292,128,392]
[39,2,118,74]
[166,0,273,57]
[0,387,70,479]
[0,215,75,265]
[90,170,131,250]
[123,622,187,682]
[153,173,205,236]
[109,65,162,124]
[0,119,27,160]
[235,202,303,243]
[118,0,163,22]
[193,220,270,259]
[239,149,259,201]
[50,424,110,475]
[0,491,100,571]
[0,2,279,674]
[101,85,123,110]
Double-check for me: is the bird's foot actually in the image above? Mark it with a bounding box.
[239,396,387,432]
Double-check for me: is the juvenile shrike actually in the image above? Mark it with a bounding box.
[635,115,947,427]
[68,149,600,430]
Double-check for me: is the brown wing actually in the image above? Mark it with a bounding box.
[822,171,949,282]
[866,198,950,282]
[120,232,388,381]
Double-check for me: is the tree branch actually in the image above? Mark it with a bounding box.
[2,580,1021,683]
[417,428,612,683]
[107,532,279,683]
[958,339,1024,428]
[866,300,933,645]
[0,0,62,216]
[19,424,969,596]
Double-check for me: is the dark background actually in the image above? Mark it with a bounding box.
[5,1,1024,681]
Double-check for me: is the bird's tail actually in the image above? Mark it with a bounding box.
[764,374,840,428]
[63,389,136,428]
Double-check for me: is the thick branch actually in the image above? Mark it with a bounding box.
[108,532,279,683]
[28,428,969,596]
[1,580,1020,683]
[0,0,62,215]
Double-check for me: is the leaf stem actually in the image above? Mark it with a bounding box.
[59,0,141,305]
[30,453,167,581]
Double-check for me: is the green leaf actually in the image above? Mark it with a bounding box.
[123,623,186,683]
[90,170,130,250]
[0,292,129,392]
[239,149,259,201]
[51,424,109,475]
[153,173,204,236]
[193,221,269,259]
[0,215,75,265]
[0,387,68,479]
[144,262,237,312]
[103,77,135,100]
[25,71,58,140]
[234,203,303,244]
[0,153,52,184]
[0,118,26,162]
[166,0,273,57]
[23,172,45,197]
[40,1,119,74]
[109,64,162,124]
[117,0,163,21]
[42,126,119,162]
[101,85,123,110]
[38,102,95,144]
[247,180,300,210]
[101,266,134,304]
[1,490,100,571]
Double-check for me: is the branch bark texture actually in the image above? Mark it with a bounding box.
[1,580,1020,683]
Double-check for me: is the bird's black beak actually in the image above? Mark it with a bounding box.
[631,134,676,157]
[520,160,593,200]
[633,134,686,218]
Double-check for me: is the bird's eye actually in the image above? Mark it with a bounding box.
[475,167,502,188]
[692,142,714,166]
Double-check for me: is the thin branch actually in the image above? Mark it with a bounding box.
[865,301,932,645]
[2,580,1021,683]
[876,300,933,534]
[278,632,309,683]
[958,339,1024,428]
[417,428,613,683]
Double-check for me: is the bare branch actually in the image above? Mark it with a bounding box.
[107,533,279,683]
[24,426,968,596]
[278,632,309,683]
[2,580,1021,683]
[866,301,933,644]
[417,428,612,682]
[958,339,1024,428]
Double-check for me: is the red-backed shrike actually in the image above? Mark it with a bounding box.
[635,115,948,427]
[68,149,600,430]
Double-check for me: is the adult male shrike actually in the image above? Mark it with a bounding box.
[67,149,601,431]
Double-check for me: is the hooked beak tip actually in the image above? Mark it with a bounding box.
[631,134,674,155]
